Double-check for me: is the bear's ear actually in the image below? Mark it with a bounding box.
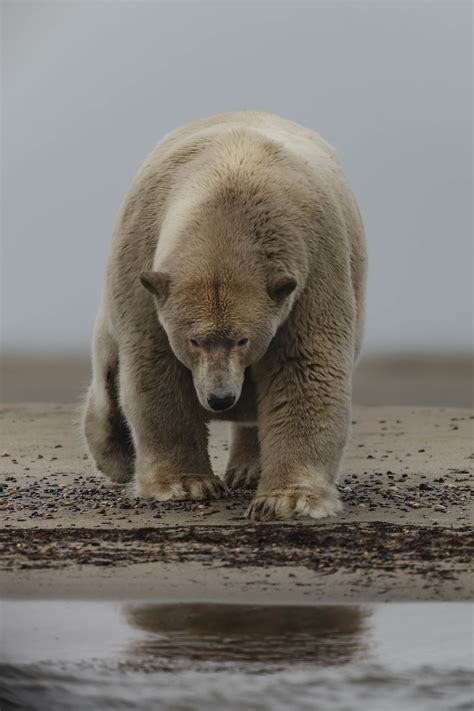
[268,275,298,302]
[139,271,170,305]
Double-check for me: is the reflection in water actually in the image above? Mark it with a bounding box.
[1,602,472,711]
[124,603,368,667]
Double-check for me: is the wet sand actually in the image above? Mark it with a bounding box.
[0,404,473,601]
[2,354,473,406]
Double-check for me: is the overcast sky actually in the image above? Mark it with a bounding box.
[2,0,472,355]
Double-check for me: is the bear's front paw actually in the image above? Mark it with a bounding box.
[135,473,229,502]
[246,485,342,521]
[224,462,260,490]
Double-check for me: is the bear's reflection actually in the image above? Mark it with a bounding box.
[124,603,367,666]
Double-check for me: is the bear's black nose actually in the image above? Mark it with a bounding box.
[207,394,236,411]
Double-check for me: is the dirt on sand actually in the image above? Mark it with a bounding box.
[1,404,472,601]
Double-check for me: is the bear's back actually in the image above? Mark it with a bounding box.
[153,110,337,176]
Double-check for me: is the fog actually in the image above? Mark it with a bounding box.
[2,0,472,354]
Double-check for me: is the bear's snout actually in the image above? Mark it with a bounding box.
[207,393,236,412]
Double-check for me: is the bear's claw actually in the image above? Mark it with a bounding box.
[246,487,342,521]
[135,473,229,502]
[224,464,260,490]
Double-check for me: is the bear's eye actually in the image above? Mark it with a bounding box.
[237,338,249,347]
[190,338,199,347]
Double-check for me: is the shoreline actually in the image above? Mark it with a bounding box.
[1,403,473,602]
[1,521,472,602]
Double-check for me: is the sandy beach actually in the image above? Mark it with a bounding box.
[0,403,472,602]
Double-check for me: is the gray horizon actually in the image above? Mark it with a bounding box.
[2,0,472,355]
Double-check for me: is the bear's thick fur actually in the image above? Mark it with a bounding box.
[84,111,367,520]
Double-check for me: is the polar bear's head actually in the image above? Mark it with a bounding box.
[140,268,297,413]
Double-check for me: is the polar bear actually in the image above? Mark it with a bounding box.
[83,111,367,520]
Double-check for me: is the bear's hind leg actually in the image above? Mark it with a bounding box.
[83,327,134,484]
[224,424,261,490]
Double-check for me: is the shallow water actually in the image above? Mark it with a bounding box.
[0,601,472,711]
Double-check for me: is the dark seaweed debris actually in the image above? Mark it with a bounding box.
[1,523,472,581]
